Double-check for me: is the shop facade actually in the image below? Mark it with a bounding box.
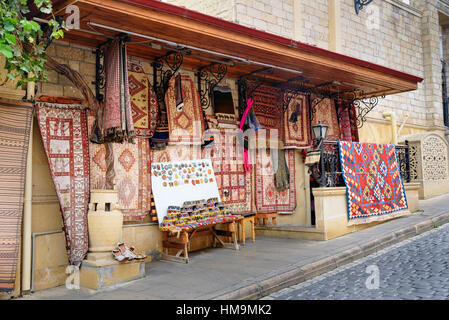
[0,0,432,298]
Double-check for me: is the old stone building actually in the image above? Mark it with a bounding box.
[163,0,449,143]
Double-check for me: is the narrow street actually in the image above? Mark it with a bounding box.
[264,223,449,300]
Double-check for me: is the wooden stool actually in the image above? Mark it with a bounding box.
[237,213,256,246]
[255,212,277,226]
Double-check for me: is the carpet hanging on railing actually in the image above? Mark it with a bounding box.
[339,141,408,226]
[35,101,90,266]
[0,101,33,293]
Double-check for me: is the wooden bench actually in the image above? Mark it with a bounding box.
[236,212,256,246]
[161,217,241,264]
[255,212,277,226]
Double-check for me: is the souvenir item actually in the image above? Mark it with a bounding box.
[282,92,311,149]
[127,61,159,138]
[0,102,33,292]
[255,149,297,213]
[36,102,90,267]
[339,141,408,225]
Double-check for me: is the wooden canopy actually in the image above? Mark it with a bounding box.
[45,0,422,99]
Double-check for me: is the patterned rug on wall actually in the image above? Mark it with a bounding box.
[150,145,202,163]
[128,61,158,138]
[165,75,204,144]
[88,114,151,221]
[36,101,90,266]
[250,84,282,144]
[282,92,311,149]
[202,129,253,213]
[339,141,408,226]
[0,101,33,293]
[311,96,341,141]
[255,148,296,214]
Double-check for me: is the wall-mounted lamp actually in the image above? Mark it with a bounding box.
[354,0,374,14]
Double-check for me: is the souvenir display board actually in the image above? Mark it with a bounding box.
[151,159,220,224]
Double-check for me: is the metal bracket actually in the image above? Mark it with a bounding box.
[92,34,131,103]
[152,50,185,109]
[347,89,384,128]
[197,62,228,111]
[354,0,374,14]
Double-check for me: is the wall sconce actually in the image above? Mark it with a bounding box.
[354,0,374,14]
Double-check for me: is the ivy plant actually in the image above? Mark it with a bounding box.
[0,0,66,87]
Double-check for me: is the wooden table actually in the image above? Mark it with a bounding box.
[161,218,241,264]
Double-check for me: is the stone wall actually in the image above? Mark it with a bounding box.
[164,0,449,138]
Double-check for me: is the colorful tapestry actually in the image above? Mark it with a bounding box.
[311,96,341,141]
[88,114,151,221]
[35,102,90,266]
[171,215,241,232]
[349,102,359,142]
[127,61,158,138]
[255,148,296,213]
[336,100,352,141]
[165,75,204,144]
[202,129,253,213]
[339,141,408,226]
[150,145,201,163]
[0,101,32,293]
[282,92,311,148]
[250,85,282,141]
[103,39,135,143]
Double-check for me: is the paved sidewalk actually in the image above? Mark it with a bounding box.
[20,193,449,300]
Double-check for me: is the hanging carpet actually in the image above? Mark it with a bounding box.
[250,84,282,145]
[311,96,341,141]
[337,100,353,142]
[339,141,408,226]
[282,92,311,149]
[165,75,204,145]
[255,148,296,213]
[202,129,253,214]
[88,114,151,221]
[103,39,135,143]
[0,101,33,293]
[35,101,90,266]
[127,61,158,138]
[151,145,201,163]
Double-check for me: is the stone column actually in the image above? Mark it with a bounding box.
[293,0,302,41]
[329,0,342,53]
[419,0,445,128]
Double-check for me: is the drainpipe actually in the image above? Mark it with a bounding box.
[21,79,35,295]
[382,112,398,145]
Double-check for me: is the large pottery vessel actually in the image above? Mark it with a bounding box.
[87,189,123,252]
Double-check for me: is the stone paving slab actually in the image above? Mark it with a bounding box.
[19,193,449,300]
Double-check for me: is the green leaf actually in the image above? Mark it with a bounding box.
[0,44,13,59]
[4,33,16,45]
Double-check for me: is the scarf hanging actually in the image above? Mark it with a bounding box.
[103,39,135,143]
[274,149,290,191]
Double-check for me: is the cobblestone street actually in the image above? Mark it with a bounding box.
[264,224,449,300]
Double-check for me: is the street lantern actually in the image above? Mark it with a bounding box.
[311,121,329,142]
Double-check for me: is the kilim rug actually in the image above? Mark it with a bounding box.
[202,129,253,213]
[250,84,282,142]
[337,100,352,141]
[282,92,311,148]
[127,61,158,138]
[339,141,408,226]
[165,75,204,144]
[255,148,296,213]
[311,96,341,141]
[349,102,360,142]
[0,101,32,293]
[88,114,151,221]
[150,145,201,163]
[35,102,90,266]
